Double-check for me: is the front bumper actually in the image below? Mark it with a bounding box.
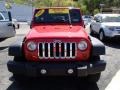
[7,60,106,77]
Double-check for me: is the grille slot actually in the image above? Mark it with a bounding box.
[61,43,65,57]
[55,43,59,57]
[72,43,76,57]
[66,43,70,57]
[50,43,54,57]
[39,43,43,57]
[39,42,76,59]
[45,43,48,57]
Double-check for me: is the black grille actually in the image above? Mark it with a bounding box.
[39,42,76,59]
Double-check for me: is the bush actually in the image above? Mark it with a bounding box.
[94,9,100,15]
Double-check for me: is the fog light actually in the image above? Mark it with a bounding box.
[68,69,74,74]
[41,69,47,74]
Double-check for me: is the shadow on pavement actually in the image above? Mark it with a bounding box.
[104,39,120,49]
[0,38,8,50]
[0,38,6,42]
[0,46,8,50]
[7,77,99,90]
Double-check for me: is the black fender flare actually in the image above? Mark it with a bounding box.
[8,37,25,57]
[89,36,105,56]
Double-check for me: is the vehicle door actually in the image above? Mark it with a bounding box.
[0,11,14,36]
[91,15,101,33]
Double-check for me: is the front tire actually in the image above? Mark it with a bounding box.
[87,56,101,82]
[87,73,101,82]
[13,74,29,83]
[17,24,20,29]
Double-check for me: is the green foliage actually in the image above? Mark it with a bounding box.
[33,0,73,7]
[94,9,100,14]
[80,5,88,14]
[13,0,27,4]
[5,2,12,9]
[6,0,120,15]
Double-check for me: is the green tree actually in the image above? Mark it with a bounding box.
[5,0,120,14]
[13,0,28,4]
[94,9,99,14]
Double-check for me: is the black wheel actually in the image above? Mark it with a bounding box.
[13,74,29,83]
[99,31,106,41]
[87,56,101,82]
[17,24,20,29]
[87,73,101,82]
[90,26,95,36]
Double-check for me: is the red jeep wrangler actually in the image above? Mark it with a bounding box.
[7,7,106,82]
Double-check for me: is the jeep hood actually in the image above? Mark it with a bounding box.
[26,25,88,39]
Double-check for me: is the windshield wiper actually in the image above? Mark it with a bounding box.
[68,11,72,25]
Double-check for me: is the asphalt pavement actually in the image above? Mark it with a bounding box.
[0,23,120,90]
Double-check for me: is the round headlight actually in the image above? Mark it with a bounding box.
[27,41,37,51]
[78,40,88,51]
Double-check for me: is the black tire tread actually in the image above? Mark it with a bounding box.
[87,73,101,82]
[13,74,29,83]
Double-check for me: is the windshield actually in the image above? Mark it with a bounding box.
[102,16,120,22]
[34,8,81,24]
[0,11,9,21]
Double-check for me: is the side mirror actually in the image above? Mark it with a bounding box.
[8,11,12,21]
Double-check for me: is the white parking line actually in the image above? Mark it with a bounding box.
[105,70,120,90]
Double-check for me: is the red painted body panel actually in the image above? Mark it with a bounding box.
[24,8,92,62]
[26,24,87,39]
